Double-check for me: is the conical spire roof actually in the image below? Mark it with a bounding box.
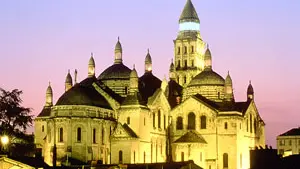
[204,47,212,70]
[247,81,254,95]
[145,49,152,64]
[225,71,232,85]
[179,0,200,23]
[89,53,95,66]
[46,82,53,94]
[130,65,138,78]
[115,37,122,54]
[65,70,73,84]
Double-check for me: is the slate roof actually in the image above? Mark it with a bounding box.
[174,130,207,144]
[37,107,51,117]
[179,0,200,23]
[188,69,225,87]
[122,92,146,106]
[123,123,138,138]
[279,128,300,136]
[98,63,131,80]
[138,72,162,102]
[56,77,112,109]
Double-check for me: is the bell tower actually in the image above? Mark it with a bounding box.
[174,0,207,86]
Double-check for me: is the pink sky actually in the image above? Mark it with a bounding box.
[0,0,300,147]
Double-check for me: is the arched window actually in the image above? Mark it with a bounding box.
[224,122,228,129]
[200,116,207,129]
[42,125,44,132]
[127,117,130,125]
[59,127,63,142]
[158,110,161,129]
[191,46,194,53]
[144,151,146,163]
[223,153,229,168]
[102,128,105,144]
[250,114,253,133]
[184,60,187,68]
[119,150,123,164]
[93,128,96,143]
[187,112,195,130]
[77,127,81,142]
[176,116,183,130]
[184,46,187,54]
[133,151,136,163]
[181,152,184,161]
[177,60,181,68]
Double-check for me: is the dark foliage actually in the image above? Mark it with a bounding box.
[0,88,34,156]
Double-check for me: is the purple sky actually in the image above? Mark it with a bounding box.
[1,0,300,147]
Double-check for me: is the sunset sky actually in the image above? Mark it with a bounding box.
[0,0,300,147]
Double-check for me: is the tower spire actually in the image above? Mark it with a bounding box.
[114,37,123,64]
[145,48,152,73]
[179,0,200,31]
[88,53,95,77]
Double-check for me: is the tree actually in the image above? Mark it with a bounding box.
[0,88,34,156]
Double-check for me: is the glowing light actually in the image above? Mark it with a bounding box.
[179,22,200,31]
[1,135,9,145]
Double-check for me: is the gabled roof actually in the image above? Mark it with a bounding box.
[123,124,138,138]
[111,123,138,139]
[279,128,300,136]
[122,92,146,106]
[174,130,207,144]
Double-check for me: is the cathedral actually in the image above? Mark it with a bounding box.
[34,0,266,169]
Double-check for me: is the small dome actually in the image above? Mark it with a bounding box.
[115,38,122,54]
[188,69,225,87]
[98,63,131,80]
[46,83,53,94]
[145,49,152,64]
[65,71,72,84]
[225,72,232,85]
[247,81,254,95]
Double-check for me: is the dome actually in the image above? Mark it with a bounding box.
[188,69,225,87]
[98,63,131,80]
[56,77,112,109]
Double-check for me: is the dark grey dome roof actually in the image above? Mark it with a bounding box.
[188,69,225,87]
[56,77,112,109]
[98,63,131,80]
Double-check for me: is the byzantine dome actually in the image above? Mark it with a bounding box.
[188,68,225,87]
[98,63,131,80]
[56,77,112,109]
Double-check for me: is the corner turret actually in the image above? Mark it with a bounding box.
[224,71,234,102]
[129,65,139,94]
[247,81,254,101]
[204,46,212,70]
[45,82,53,107]
[88,53,95,77]
[145,49,152,73]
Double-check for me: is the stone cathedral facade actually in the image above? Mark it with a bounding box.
[34,0,266,169]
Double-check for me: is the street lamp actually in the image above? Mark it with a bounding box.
[1,135,9,146]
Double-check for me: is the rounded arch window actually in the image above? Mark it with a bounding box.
[187,112,196,130]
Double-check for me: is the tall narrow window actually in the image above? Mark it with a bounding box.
[177,60,181,68]
[183,76,187,84]
[247,119,249,132]
[119,150,123,164]
[59,127,63,142]
[144,117,146,126]
[42,125,44,132]
[134,151,136,163]
[151,143,153,163]
[187,112,196,130]
[102,128,105,144]
[164,115,166,129]
[124,87,128,94]
[184,60,187,68]
[158,110,161,129]
[93,128,96,143]
[200,152,202,162]
[250,114,253,133]
[224,122,228,129]
[127,117,130,125]
[176,116,183,130]
[223,153,229,168]
[218,92,220,99]
[181,152,184,161]
[240,153,243,168]
[200,116,207,129]
[191,60,194,67]
[153,113,156,129]
[191,46,194,53]
[77,127,81,142]
[254,119,257,134]
[144,151,146,163]
[184,46,187,54]
[177,47,181,54]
